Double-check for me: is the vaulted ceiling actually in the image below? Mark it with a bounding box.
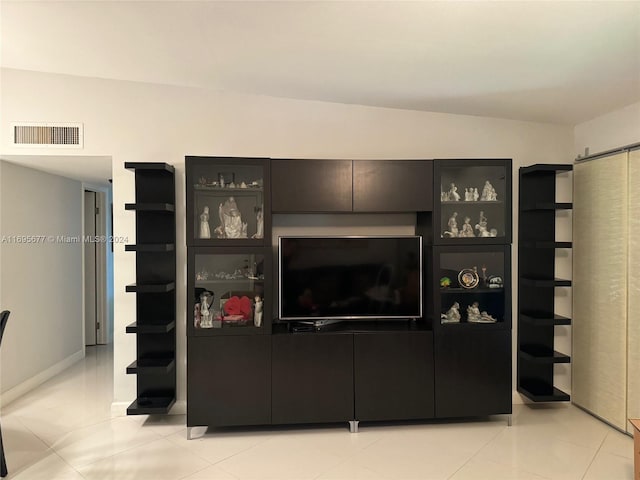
[2,1,639,125]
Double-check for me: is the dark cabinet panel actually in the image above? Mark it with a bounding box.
[272,333,354,424]
[434,330,511,418]
[354,332,434,421]
[271,159,353,212]
[187,336,271,427]
[353,160,433,212]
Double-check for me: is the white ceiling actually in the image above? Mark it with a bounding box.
[1,0,640,125]
[0,155,112,186]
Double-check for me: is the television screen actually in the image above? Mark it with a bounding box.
[279,236,422,320]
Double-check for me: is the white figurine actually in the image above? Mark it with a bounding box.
[215,197,248,239]
[480,311,497,323]
[473,188,479,201]
[199,206,211,239]
[475,211,491,237]
[481,180,496,201]
[441,302,461,323]
[460,216,475,237]
[252,206,264,239]
[254,296,263,327]
[449,183,460,201]
[467,302,481,322]
[199,292,213,328]
[444,212,459,237]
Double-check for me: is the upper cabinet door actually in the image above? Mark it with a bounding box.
[271,159,353,213]
[186,156,271,246]
[353,160,433,212]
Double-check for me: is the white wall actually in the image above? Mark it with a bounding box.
[574,101,640,157]
[0,160,84,403]
[0,68,575,411]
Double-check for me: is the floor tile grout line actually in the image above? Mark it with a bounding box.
[445,424,508,480]
[580,433,608,480]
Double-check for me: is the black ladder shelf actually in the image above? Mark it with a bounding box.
[124,162,177,415]
[517,164,572,402]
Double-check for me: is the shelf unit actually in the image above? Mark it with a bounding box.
[125,162,176,415]
[517,163,572,402]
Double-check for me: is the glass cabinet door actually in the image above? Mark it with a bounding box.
[434,246,511,330]
[189,248,270,335]
[186,157,270,246]
[435,160,511,245]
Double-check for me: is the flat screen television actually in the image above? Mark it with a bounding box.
[278,236,422,321]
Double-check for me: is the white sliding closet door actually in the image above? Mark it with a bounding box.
[573,153,628,431]
[627,149,640,433]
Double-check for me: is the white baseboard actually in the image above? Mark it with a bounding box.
[1,349,85,406]
[111,399,186,417]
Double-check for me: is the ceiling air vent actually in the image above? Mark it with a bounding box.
[12,122,83,148]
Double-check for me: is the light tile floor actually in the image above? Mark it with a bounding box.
[0,345,635,479]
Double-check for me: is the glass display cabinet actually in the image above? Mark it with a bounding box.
[188,247,271,335]
[434,159,512,245]
[186,156,270,246]
[433,245,511,331]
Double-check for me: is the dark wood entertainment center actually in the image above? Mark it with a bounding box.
[182,157,512,435]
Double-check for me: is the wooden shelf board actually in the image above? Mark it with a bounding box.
[521,202,572,211]
[127,396,176,415]
[125,244,175,252]
[126,358,175,374]
[126,320,176,334]
[520,241,572,249]
[518,381,570,402]
[125,162,175,173]
[521,277,572,287]
[519,311,571,326]
[519,345,571,363]
[520,164,573,175]
[125,203,175,212]
[440,287,504,294]
[126,282,176,293]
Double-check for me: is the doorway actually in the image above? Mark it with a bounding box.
[84,189,108,345]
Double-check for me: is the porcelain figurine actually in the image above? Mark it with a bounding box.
[449,183,460,201]
[215,197,248,238]
[444,212,459,237]
[252,206,264,239]
[199,291,213,328]
[466,302,481,322]
[254,296,263,327]
[441,302,461,323]
[460,216,475,237]
[199,206,211,239]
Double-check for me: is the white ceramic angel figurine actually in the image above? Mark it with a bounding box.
[473,188,479,201]
[254,296,263,327]
[199,206,211,239]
